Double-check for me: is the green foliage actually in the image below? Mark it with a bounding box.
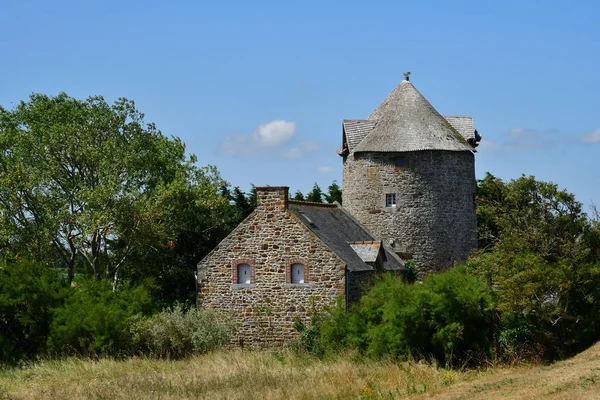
[0,92,238,305]
[306,183,324,203]
[0,258,66,364]
[324,181,343,204]
[403,260,418,283]
[232,186,254,219]
[292,190,305,201]
[468,251,600,358]
[473,173,600,359]
[316,268,496,365]
[47,279,154,357]
[476,173,592,262]
[247,184,257,209]
[130,305,236,358]
[497,313,537,353]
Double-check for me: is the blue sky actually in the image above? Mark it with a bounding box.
[1,0,599,211]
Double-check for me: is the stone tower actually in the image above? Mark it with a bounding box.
[339,77,479,273]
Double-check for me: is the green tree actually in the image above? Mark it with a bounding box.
[232,186,253,219]
[247,184,257,209]
[292,190,305,201]
[0,93,235,294]
[476,173,591,261]
[471,173,600,358]
[324,181,342,204]
[306,183,324,203]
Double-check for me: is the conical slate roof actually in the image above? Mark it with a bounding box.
[352,80,473,153]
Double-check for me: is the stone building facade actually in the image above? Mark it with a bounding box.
[198,76,479,345]
[342,150,476,272]
[197,187,403,346]
[339,77,479,272]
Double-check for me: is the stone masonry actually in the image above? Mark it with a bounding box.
[343,150,477,272]
[197,187,346,346]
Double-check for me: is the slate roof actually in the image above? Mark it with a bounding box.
[342,120,377,153]
[444,115,475,142]
[288,201,405,272]
[349,80,473,153]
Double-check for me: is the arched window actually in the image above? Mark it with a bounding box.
[291,263,305,284]
[237,264,251,284]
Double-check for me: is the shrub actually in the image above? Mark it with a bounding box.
[47,279,154,357]
[318,267,497,366]
[130,305,236,358]
[468,251,600,359]
[0,258,66,364]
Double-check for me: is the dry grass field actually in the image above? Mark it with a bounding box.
[0,342,598,399]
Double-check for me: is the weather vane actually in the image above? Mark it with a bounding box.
[403,71,411,81]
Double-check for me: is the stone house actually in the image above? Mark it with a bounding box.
[197,186,404,346]
[198,75,480,345]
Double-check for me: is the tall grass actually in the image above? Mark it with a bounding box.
[0,350,480,399]
[2,343,600,399]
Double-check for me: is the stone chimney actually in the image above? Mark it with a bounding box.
[256,186,289,210]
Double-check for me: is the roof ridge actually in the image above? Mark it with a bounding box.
[288,200,337,207]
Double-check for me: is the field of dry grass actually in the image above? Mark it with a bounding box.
[0,342,598,399]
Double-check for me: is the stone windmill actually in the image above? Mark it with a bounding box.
[338,74,480,273]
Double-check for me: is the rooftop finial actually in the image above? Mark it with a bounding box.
[403,71,411,81]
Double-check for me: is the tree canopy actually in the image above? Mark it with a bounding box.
[469,173,600,358]
[0,93,237,296]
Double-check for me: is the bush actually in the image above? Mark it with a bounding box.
[468,251,600,359]
[318,267,497,366]
[0,259,66,364]
[130,305,236,358]
[47,279,154,357]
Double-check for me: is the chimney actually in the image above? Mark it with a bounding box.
[256,186,289,210]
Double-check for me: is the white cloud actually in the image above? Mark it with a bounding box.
[220,120,297,157]
[316,166,336,174]
[582,129,600,143]
[253,120,296,147]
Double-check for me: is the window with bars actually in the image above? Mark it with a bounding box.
[385,193,396,207]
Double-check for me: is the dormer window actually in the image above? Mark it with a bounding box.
[386,193,396,207]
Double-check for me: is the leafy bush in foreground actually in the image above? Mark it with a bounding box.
[130,305,236,358]
[316,267,496,366]
[0,259,66,364]
[47,279,154,357]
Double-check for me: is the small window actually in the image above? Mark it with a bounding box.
[291,263,305,284]
[237,264,251,284]
[395,157,407,167]
[385,193,396,207]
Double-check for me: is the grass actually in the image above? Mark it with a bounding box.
[0,342,599,399]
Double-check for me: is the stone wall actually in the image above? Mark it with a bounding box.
[342,150,477,273]
[198,187,346,346]
[347,270,374,305]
